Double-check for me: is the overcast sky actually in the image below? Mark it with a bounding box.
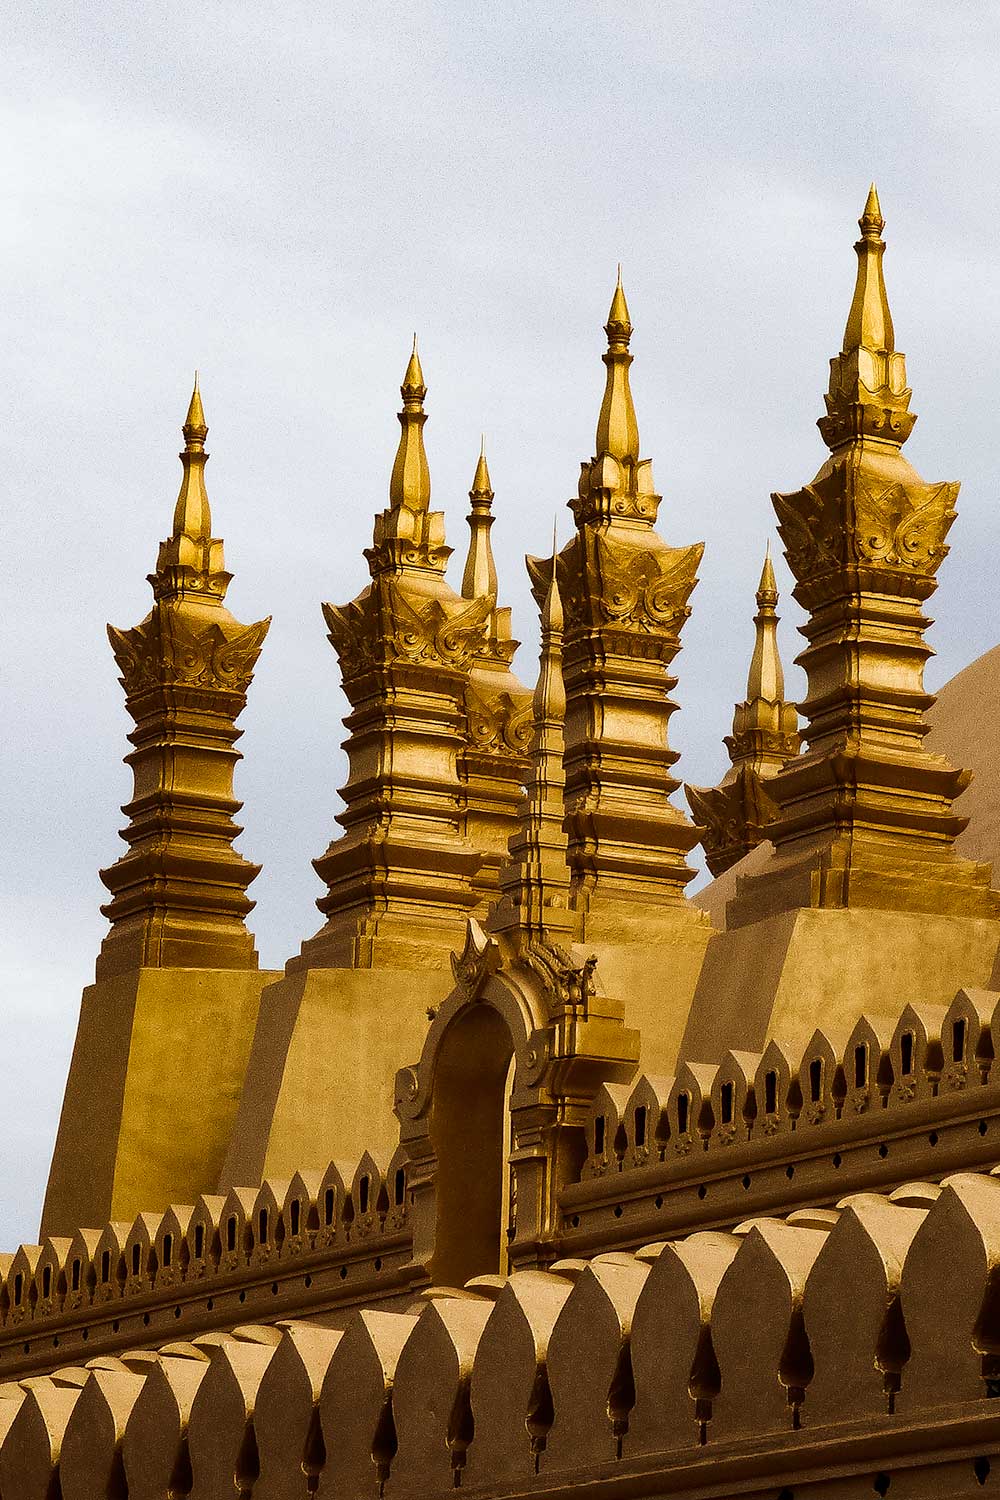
[3,1,1000,1247]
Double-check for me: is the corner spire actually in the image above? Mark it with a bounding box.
[685,545,799,877]
[490,542,572,940]
[595,270,640,464]
[820,186,914,449]
[462,440,498,601]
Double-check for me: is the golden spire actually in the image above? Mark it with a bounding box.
[151,378,229,602]
[595,268,640,464]
[171,372,212,543]
[745,545,784,706]
[462,438,498,601]
[366,338,450,576]
[389,335,431,515]
[843,184,893,355]
[820,186,914,449]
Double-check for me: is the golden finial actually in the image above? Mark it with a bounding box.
[462,440,498,601]
[183,371,207,448]
[757,544,778,608]
[595,272,640,463]
[171,374,212,544]
[842,181,895,356]
[389,338,431,516]
[401,334,426,402]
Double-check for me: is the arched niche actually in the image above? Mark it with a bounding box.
[431,1003,515,1287]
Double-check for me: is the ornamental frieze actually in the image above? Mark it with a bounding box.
[323,582,492,682]
[773,469,958,587]
[464,683,533,759]
[108,610,269,699]
[529,533,702,640]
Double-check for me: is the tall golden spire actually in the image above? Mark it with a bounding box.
[534,279,704,953]
[595,268,640,464]
[152,376,229,602]
[307,353,493,969]
[100,381,270,977]
[491,545,573,940]
[462,439,499,601]
[729,189,994,923]
[685,546,799,877]
[367,340,449,576]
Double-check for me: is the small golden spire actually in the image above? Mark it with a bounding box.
[462,440,498,601]
[389,338,431,516]
[595,271,640,464]
[171,373,212,544]
[745,545,785,706]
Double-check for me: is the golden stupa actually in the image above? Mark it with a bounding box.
[0,190,997,1499]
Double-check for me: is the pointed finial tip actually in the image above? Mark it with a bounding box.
[401,334,426,398]
[757,545,778,602]
[184,372,207,436]
[606,271,631,337]
[859,181,884,235]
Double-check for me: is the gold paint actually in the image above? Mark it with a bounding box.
[97,380,270,977]
[459,442,533,909]
[686,548,799,876]
[731,190,996,923]
[490,553,574,941]
[529,277,706,939]
[298,349,495,968]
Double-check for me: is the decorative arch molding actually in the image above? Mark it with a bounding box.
[395,920,640,1280]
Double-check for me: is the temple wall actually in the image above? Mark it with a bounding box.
[4,1172,1000,1498]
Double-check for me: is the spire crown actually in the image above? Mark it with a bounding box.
[183,372,207,449]
[757,547,778,608]
[595,271,640,466]
[820,187,914,450]
[153,377,230,603]
[368,340,450,575]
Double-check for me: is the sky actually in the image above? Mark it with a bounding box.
[3,0,1000,1247]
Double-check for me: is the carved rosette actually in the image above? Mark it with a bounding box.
[685,767,781,879]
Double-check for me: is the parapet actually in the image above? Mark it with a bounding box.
[4,1170,1000,1498]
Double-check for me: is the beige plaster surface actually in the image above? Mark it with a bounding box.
[588,908,714,1075]
[218,967,448,1188]
[679,907,1000,1063]
[41,968,278,1238]
[926,642,1000,871]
